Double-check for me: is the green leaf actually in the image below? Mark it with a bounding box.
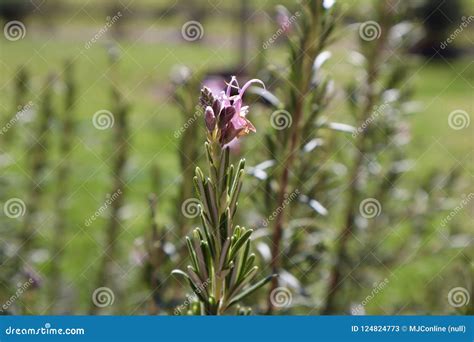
[205,179,219,229]
[227,275,275,307]
[248,87,281,108]
[205,142,213,166]
[229,253,240,289]
[225,208,232,239]
[229,266,259,300]
[218,211,228,243]
[218,237,231,273]
[172,269,208,304]
[233,226,241,240]
[201,241,214,277]
[325,122,356,134]
[300,194,328,216]
[229,170,244,215]
[226,165,234,196]
[194,175,213,224]
[171,269,190,280]
[229,229,253,261]
[237,240,251,282]
[186,266,209,302]
[244,254,256,274]
[218,146,230,194]
[192,231,208,280]
[186,236,200,273]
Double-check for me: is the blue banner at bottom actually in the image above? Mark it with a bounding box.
[0,316,472,341]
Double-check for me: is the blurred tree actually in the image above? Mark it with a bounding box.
[411,0,463,58]
[0,0,33,21]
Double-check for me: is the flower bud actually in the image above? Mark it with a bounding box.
[205,106,216,131]
[212,99,221,119]
[199,87,215,108]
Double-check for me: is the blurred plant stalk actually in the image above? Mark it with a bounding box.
[2,66,29,145]
[48,60,77,312]
[90,50,130,314]
[145,193,166,314]
[267,0,335,313]
[323,1,395,314]
[17,74,55,313]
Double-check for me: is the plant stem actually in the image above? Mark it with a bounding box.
[323,9,389,314]
[90,59,129,314]
[146,193,163,314]
[267,2,321,313]
[17,74,54,314]
[267,99,304,313]
[3,66,29,145]
[19,75,54,259]
[49,60,76,312]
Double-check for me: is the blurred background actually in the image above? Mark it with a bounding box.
[0,0,472,315]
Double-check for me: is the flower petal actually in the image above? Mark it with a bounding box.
[219,106,236,128]
[226,76,239,98]
[239,79,266,97]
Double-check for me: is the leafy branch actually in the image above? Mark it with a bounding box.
[173,79,274,315]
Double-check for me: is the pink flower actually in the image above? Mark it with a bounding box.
[200,76,264,146]
[276,8,293,35]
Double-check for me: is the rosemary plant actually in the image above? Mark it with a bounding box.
[251,0,338,313]
[172,77,274,315]
[91,49,130,314]
[144,193,166,314]
[2,65,29,145]
[323,0,418,313]
[16,73,55,313]
[49,60,77,311]
[19,74,55,262]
